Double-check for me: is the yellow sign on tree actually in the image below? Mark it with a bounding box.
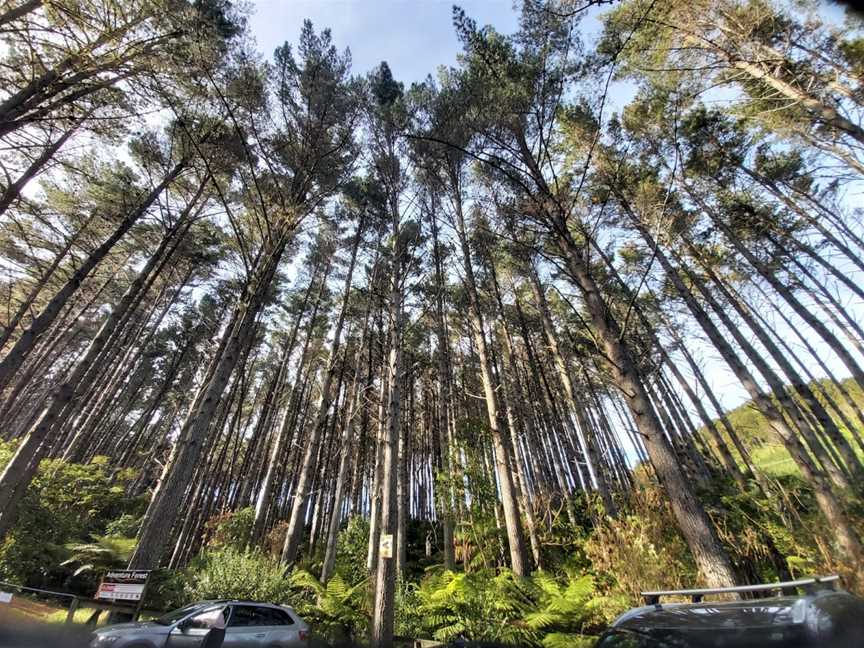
[379,533,393,559]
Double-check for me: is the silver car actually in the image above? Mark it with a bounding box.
[90,600,310,648]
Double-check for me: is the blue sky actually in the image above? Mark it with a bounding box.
[248,0,521,83]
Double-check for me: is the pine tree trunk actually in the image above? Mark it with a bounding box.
[128,236,286,569]
[370,227,404,647]
[0,161,186,395]
[633,215,862,563]
[281,223,363,564]
[551,223,738,587]
[449,185,528,575]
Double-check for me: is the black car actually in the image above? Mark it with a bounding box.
[596,575,864,648]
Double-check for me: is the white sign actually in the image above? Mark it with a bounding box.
[95,582,145,601]
[0,591,12,604]
[379,533,394,559]
[95,569,150,602]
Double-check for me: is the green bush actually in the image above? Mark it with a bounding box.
[334,515,370,585]
[204,507,256,550]
[185,547,291,603]
[105,514,143,538]
[0,445,138,589]
[583,486,696,602]
[400,568,615,647]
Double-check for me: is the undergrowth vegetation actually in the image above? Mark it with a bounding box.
[1,387,862,645]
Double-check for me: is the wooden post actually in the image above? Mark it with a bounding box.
[132,571,151,621]
[65,597,80,625]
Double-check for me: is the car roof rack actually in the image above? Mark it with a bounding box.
[641,575,840,605]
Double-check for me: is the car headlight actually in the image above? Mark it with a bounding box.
[90,635,119,647]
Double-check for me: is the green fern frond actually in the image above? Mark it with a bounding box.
[524,611,558,629]
[532,572,563,597]
[325,574,348,599]
[289,569,325,595]
[542,632,595,648]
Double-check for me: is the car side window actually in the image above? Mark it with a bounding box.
[258,607,294,626]
[186,607,228,630]
[227,605,256,627]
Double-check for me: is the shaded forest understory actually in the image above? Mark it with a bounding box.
[1,0,864,646]
[1,377,862,645]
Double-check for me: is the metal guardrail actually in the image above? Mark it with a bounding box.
[641,575,840,605]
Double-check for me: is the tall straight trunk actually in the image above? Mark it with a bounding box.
[525,260,616,515]
[685,238,864,482]
[62,252,195,460]
[0,260,122,431]
[320,348,365,582]
[513,119,735,584]
[485,255,543,566]
[429,205,456,570]
[396,362,412,575]
[498,326,543,568]
[371,219,405,647]
[366,346,389,572]
[738,163,864,276]
[280,220,363,564]
[590,240,752,487]
[798,269,864,359]
[554,228,737,586]
[719,279,864,481]
[666,323,760,481]
[753,280,864,448]
[448,177,528,575]
[128,233,288,569]
[685,183,864,388]
[320,255,378,579]
[0,210,96,352]
[250,267,322,541]
[674,232,856,490]
[0,161,186,395]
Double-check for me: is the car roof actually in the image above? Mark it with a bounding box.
[612,590,862,632]
[197,600,297,610]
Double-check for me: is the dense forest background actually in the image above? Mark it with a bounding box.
[0,0,863,645]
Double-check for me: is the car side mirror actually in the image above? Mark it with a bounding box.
[176,619,190,631]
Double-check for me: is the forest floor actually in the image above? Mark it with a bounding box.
[0,594,63,624]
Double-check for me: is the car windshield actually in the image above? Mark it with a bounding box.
[154,603,207,625]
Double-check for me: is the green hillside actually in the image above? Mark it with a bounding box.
[707,377,864,477]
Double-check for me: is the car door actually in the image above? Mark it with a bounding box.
[224,605,267,648]
[167,605,229,648]
[255,606,298,646]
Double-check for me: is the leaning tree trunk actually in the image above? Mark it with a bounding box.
[525,259,617,516]
[127,233,287,570]
[634,214,862,564]
[0,161,186,395]
[429,206,457,570]
[249,265,323,542]
[554,227,738,587]
[0,183,199,538]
